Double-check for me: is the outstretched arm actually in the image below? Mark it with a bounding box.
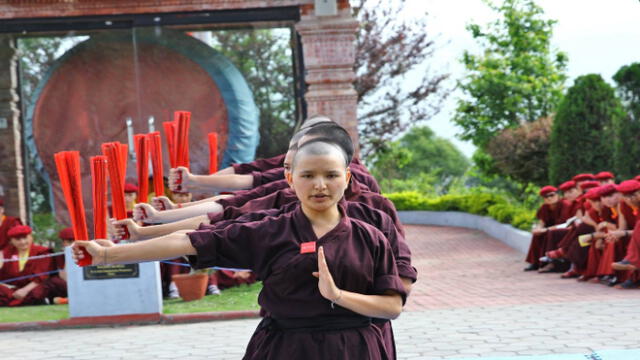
[134,202,223,224]
[113,216,209,241]
[169,167,253,193]
[73,231,196,266]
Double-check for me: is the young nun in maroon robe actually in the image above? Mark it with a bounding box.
[0,198,22,251]
[562,187,604,278]
[74,139,407,360]
[0,225,53,306]
[37,228,73,305]
[610,180,640,288]
[580,184,620,281]
[524,186,568,271]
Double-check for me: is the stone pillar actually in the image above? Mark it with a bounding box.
[295,3,360,148]
[0,35,26,222]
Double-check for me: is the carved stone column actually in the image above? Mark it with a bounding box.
[296,4,360,148]
[0,35,27,222]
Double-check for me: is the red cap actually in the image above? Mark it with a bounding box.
[616,180,640,195]
[539,186,558,197]
[584,187,602,200]
[595,171,614,180]
[124,183,138,193]
[58,227,75,241]
[559,180,577,192]
[598,184,617,197]
[7,225,32,238]
[579,181,600,190]
[573,173,596,182]
[634,175,640,182]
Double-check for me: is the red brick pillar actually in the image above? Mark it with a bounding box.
[296,5,360,148]
[0,35,27,222]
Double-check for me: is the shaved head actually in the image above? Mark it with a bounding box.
[292,138,349,170]
[300,115,333,130]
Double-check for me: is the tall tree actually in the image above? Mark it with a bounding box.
[548,74,624,184]
[352,0,450,158]
[612,63,640,179]
[371,126,469,192]
[209,29,297,159]
[454,0,567,148]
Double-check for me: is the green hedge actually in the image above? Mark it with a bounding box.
[386,191,535,231]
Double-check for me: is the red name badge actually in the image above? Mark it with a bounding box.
[300,241,317,254]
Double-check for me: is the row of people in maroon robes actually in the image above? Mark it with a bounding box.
[0,226,71,306]
[99,118,415,359]
[524,171,640,289]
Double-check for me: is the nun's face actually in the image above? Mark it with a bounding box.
[11,234,32,252]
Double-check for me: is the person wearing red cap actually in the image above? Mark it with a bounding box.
[610,180,640,288]
[524,186,568,271]
[580,184,620,282]
[0,198,22,251]
[595,172,615,185]
[124,183,139,217]
[0,225,53,306]
[561,187,606,279]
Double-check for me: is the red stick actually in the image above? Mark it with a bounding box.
[134,134,149,203]
[102,142,127,221]
[91,156,108,240]
[54,151,91,266]
[174,111,191,168]
[148,132,165,198]
[208,132,218,174]
[163,121,177,168]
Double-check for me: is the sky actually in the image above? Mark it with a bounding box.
[401,0,640,157]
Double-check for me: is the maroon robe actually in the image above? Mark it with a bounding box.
[583,206,617,278]
[232,154,285,174]
[0,243,53,306]
[187,203,406,360]
[0,216,22,250]
[565,209,601,271]
[525,201,568,266]
[209,270,257,290]
[624,220,640,268]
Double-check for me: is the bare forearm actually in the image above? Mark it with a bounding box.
[154,202,223,223]
[20,281,39,294]
[215,166,235,175]
[138,215,209,239]
[334,291,402,320]
[190,174,253,192]
[105,231,196,264]
[182,194,233,208]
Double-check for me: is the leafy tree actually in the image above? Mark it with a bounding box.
[352,0,450,158]
[548,74,624,184]
[371,126,469,193]
[486,116,552,185]
[612,63,640,179]
[454,0,567,148]
[209,29,297,159]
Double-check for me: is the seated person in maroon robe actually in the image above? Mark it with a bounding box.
[524,186,568,271]
[74,139,407,359]
[40,227,74,305]
[0,225,53,306]
[611,180,640,288]
[0,198,22,251]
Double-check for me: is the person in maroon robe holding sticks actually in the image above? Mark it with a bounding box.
[0,225,53,306]
[74,139,407,359]
[0,198,22,251]
[524,186,568,271]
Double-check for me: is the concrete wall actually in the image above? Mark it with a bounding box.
[398,211,531,254]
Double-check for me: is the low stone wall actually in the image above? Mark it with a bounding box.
[398,211,531,254]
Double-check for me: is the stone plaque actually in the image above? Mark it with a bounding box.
[83,264,140,280]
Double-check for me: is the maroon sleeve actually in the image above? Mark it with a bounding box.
[187,215,291,277]
[251,168,286,188]
[231,154,285,174]
[355,222,407,304]
[29,247,53,284]
[350,165,381,194]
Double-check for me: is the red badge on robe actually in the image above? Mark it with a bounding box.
[300,241,316,254]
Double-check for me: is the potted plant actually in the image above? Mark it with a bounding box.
[171,267,209,302]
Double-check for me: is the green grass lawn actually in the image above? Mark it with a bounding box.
[0,282,262,323]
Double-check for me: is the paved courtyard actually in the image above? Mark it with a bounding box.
[1,225,639,359]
